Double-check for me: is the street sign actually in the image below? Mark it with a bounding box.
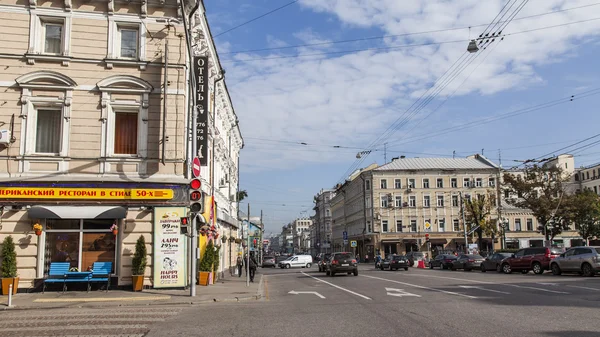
[424,221,431,231]
[467,225,480,235]
[350,240,357,247]
[343,231,348,240]
[192,157,201,178]
[343,239,348,245]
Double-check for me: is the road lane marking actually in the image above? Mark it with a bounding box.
[301,272,372,300]
[288,290,326,299]
[386,287,421,297]
[362,275,477,299]
[265,276,270,301]
[459,285,510,294]
[567,285,600,291]
[404,273,569,294]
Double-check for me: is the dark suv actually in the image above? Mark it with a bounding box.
[326,252,358,277]
[501,247,565,275]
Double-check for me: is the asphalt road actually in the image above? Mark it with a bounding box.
[6,265,600,336]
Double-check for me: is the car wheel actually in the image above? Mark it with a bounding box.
[326,270,330,276]
[532,262,543,275]
[347,272,351,275]
[481,265,486,273]
[551,263,562,276]
[380,266,384,271]
[353,269,358,276]
[429,263,433,269]
[404,267,408,271]
[306,263,311,268]
[330,271,335,277]
[502,263,512,274]
[521,269,529,274]
[285,264,290,269]
[465,268,471,272]
[496,264,502,273]
[582,263,595,277]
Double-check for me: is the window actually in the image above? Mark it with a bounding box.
[476,178,483,187]
[380,194,388,208]
[463,178,470,187]
[515,219,522,231]
[394,179,402,189]
[382,220,388,233]
[452,195,459,207]
[575,173,579,181]
[587,171,590,179]
[119,27,138,58]
[396,220,402,232]
[380,179,387,189]
[437,178,443,188]
[365,197,371,208]
[453,219,460,232]
[437,195,444,207]
[43,22,63,54]
[439,219,445,232]
[325,209,330,216]
[35,109,62,154]
[423,178,430,189]
[423,195,430,208]
[489,178,495,187]
[409,195,416,207]
[451,178,457,188]
[114,111,138,154]
[526,218,533,231]
[367,221,372,232]
[408,179,416,188]
[410,220,417,232]
[395,195,402,208]
[365,180,371,190]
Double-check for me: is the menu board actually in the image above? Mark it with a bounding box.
[153,207,186,288]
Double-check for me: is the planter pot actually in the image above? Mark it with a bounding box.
[1,277,19,295]
[131,275,144,292]
[34,230,42,236]
[112,229,118,236]
[198,271,212,286]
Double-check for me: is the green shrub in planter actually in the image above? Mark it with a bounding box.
[1,236,17,278]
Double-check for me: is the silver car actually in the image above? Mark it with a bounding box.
[550,246,600,277]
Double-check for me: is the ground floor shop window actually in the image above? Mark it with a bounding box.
[44,219,117,275]
[506,241,519,249]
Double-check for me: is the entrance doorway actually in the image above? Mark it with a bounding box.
[382,243,397,256]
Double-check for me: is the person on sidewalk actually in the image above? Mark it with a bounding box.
[236,254,244,277]
[249,253,258,283]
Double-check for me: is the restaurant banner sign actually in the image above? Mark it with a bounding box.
[0,187,173,200]
[153,207,187,288]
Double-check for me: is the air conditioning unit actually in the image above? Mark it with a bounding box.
[0,130,10,145]
[402,202,408,207]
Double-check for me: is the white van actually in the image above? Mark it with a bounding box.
[278,255,313,269]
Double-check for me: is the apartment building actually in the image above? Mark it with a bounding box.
[0,0,242,291]
[312,188,334,254]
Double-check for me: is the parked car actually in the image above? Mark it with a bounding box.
[406,251,425,266]
[318,254,331,272]
[326,252,358,277]
[480,253,513,272]
[451,254,485,271]
[262,256,276,268]
[501,247,565,274]
[550,246,600,277]
[279,255,313,269]
[429,254,458,270]
[380,254,409,271]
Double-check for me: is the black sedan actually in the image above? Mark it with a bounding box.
[451,254,485,271]
[480,252,513,272]
[429,254,457,270]
[380,255,409,271]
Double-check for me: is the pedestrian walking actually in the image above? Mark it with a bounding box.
[356,254,360,264]
[236,254,243,277]
[365,254,369,263]
[249,253,258,283]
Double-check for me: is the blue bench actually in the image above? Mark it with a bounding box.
[90,262,112,292]
[43,263,92,293]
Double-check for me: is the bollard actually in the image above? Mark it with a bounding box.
[7,284,12,307]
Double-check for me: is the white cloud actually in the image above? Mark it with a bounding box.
[220,0,600,173]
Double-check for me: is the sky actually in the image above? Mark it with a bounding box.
[204,0,600,235]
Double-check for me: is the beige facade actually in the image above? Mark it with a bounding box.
[0,0,242,290]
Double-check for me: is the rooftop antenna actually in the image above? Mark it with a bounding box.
[453,150,456,159]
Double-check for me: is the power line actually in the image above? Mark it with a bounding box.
[221,2,600,55]
[213,0,299,38]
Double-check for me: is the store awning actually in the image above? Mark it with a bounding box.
[429,239,447,245]
[28,206,127,219]
[380,239,400,244]
[402,239,417,244]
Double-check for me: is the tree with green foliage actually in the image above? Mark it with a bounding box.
[564,189,600,245]
[131,235,147,276]
[237,190,248,202]
[199,240,215,272]
[503,164,571,241]
[1,236,17,278]
[462,191,498,251]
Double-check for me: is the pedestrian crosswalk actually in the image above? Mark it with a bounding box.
[0,306,182,337]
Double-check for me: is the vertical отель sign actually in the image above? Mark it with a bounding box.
[194,56,209,166]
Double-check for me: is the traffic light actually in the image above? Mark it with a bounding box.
[180,217,189,234]
[425,233,430,242]
[189,179,203,214]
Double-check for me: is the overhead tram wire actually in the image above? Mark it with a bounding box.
[335,1,530,184]
[213,0,299,38]
[509,133,600,169]
[221,2,600,56]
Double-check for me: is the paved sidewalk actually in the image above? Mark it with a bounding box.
[1,274,263,310]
